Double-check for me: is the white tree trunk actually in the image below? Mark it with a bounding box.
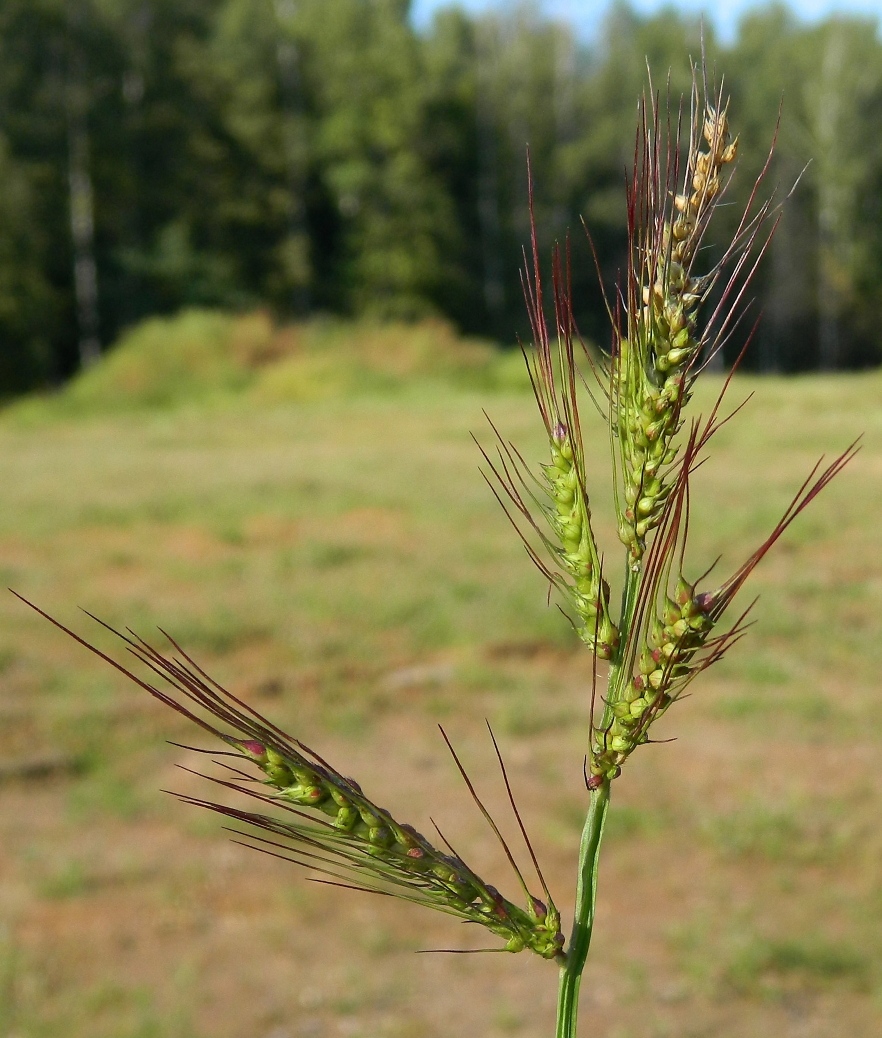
[66,0,100,367]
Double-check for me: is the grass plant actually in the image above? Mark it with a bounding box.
[7,72,870,1037]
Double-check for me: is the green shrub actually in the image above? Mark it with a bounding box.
[14,310,526,415]
[65,309,257,410]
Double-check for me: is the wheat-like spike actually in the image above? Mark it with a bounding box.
[11,593,566,963]
[479,169,619,659]
[586,433,859,781]
[613,76,780,568]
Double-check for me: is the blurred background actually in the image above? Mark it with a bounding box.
[1,2,881,1038]
[4,0,882,393]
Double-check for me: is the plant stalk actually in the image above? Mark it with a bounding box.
[555,566,639,1037]
[555,779,610,1038]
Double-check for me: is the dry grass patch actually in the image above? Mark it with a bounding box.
[0,374,879,1036]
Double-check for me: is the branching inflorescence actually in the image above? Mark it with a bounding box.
[19,66,858,1038]
[481,74,857,789]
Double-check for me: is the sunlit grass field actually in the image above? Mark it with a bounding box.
[1,368,880,1038]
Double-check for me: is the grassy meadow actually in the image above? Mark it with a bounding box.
[1,318,881,1038]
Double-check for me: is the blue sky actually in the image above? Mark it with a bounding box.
[410,0,882,44]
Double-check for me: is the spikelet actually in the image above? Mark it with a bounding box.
[13,595,566,963]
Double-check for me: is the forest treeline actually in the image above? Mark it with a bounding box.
[2,0,881,394]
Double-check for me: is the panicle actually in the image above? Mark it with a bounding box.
[481,69,851,786]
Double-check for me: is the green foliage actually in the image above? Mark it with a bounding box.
[13,307,521,414]
[65,310,254,409]
[251,316,503,401]
[0,135,55,394]
[2,1,882,392]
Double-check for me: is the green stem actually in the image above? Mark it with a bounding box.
[554,780,610,1038]
[555,565,640,1038]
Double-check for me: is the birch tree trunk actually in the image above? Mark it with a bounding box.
[475,24,505,326]
[65,0,101,368]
